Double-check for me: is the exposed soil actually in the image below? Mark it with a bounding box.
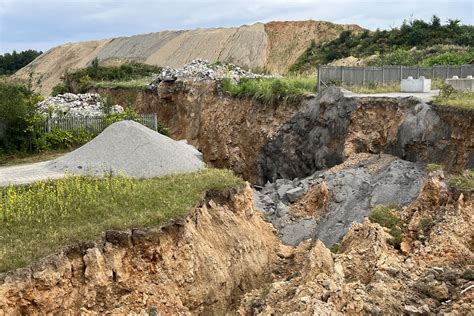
[15,20,356,95]
[0,185,282,315]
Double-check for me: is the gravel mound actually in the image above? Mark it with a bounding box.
[47,120,205,177]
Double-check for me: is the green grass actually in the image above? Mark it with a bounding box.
[368,205,403,249]
[0,169,243,272]
[88,77,153,89]
[426,163,444,172]
[344,83,400,94]
[449,169,474,191]
[221,77,316,105]
[433,91,474,110]
[368,205,400,229]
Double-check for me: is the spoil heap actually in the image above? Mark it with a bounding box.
[36,93,123,117]
[147,59,275,89]
[47,120,205,177]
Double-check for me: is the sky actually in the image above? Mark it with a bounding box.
[0,0,472,54]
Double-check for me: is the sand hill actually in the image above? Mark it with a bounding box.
[15,20,360,95]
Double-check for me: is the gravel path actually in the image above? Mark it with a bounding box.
[0,162,65,187]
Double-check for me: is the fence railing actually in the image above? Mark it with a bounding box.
[317,64,474,91]
[43,113,158,133]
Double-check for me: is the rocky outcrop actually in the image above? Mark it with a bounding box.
[254,153,426,246]
[15,20,358,95]
[240,176,474,315]
[0,185,281,315]
[260,86,474,182]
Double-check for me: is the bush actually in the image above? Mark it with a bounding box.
[51,82,70,96]
[0,83,44,155]
[65,60,162,92]
[368,205,400,229]
[37,129,96,151]
[388,227,403,249]
[369,205,403,249]
[449,169,474,191]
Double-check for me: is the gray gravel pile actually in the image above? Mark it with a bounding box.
[148,59,275,89]
[253,154,426,246]
[47,120,205,177]
[37,93,123,118]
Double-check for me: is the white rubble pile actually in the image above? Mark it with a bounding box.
[36,93,123,118]
[148,59,275,89]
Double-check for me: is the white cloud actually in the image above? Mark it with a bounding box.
[0,0,472,53]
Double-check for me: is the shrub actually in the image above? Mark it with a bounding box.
[449,169,474,191]
[461,269,474,281]
[388,227,403,249]
[368,205,400,229]
[369,205,403,249]
[37,129,96,151]
[65,61,162,92]
[51,82,70,96]
[0,83,44,155]
[330,243,340,254]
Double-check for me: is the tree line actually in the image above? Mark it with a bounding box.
[0,50,42,75]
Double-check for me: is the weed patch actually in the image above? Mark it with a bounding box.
[0,169,243,272]
[221,77,316,105]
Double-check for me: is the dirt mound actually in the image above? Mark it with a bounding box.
[15,20,357,95]
[47,120,205,177]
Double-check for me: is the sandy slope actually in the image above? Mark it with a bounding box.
[15,20,359,95]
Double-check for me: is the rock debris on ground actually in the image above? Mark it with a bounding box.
[36,93,123,117]
[147,59,275,90]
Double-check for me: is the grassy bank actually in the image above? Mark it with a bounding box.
[433,91,474,110]
[0,169,243,272]
[222,77,316,105]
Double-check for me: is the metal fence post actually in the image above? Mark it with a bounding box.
[381,66,385,85]
[400,65,403,81]
[317,65,321,92]
[341,66,344,84]
[362,67,366,85]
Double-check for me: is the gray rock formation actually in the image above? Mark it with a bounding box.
[259,86,473,183]
[254,154,426,246]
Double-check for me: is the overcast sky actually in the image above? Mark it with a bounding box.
[0,0,472,54]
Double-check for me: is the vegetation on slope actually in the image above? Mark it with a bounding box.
[60,59,162,94]
[290,16,474,72]
[449,169,474,191]
[0,50,42,75]
[368,205,402,249]
[433,82,474,110]
[221,77,316,105]
[0,169,243,272]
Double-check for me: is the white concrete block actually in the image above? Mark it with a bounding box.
[401,76,431,93]
[446,77,474,91]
